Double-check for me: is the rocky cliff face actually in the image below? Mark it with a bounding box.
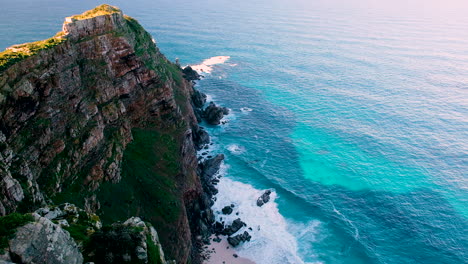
[0,5,208,263]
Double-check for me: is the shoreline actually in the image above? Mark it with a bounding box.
[203,235,255,264]
[187,62,256,264]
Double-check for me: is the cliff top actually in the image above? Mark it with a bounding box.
[0,4,125,72]
[65,4,122,23]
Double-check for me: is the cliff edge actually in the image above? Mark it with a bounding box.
[0,4,211,263]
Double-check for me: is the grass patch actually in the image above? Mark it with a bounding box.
[147,233,163,264]
[97,127,184,259]
[0,213,34,253]
[64,224,90,244]
[0,32,65,72]
[67,4,120,21]
[97,128,182,223]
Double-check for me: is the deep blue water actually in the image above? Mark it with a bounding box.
[1,0,467,263]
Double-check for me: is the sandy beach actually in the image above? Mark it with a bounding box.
[203,235,255,264]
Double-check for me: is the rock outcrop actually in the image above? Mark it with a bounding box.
[6,213,83,264]
[222,218,246,236]
[198,154,225,198]
[227,231,251,247]
[203,102,229,125]
[182,66,201,82]
[85,217,169,264]
[256,190,272,207]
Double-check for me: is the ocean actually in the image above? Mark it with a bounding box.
[1,0,467,263]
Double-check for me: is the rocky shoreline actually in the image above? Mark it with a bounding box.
[183,66,272,262]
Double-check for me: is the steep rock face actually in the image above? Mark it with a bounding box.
[0,5,205,263]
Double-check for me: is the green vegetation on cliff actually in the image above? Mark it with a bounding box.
[67,4,121,21]
[97,127,183,232]
[0,32,65,72]
[0,4,121,72]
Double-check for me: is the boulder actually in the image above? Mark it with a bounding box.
[223,218,246,236]
[203,102,225,125]
[227,231,251,247]
[8,213,83,264]
[256,190,272,207]
[222,206,233,215]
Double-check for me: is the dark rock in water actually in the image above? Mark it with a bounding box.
[204,102,225,125]
[230,204,235,208]
[227,231,251,247]
[192,126,210,150]
[223,218,246,236]
[256,190,272,207]
[201,154,224,179]
[222,107,230,115]
[213,236,222,243]
[222,206,233,215]
[192,89,207,108]
[183,66,201,81]
[233,254,239,258]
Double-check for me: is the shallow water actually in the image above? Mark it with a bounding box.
[1,0,467,263]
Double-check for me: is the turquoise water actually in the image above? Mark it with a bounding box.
[1,0,467,263]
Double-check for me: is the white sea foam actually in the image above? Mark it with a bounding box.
[191,56,231,74]
[330,202,360,240]
[227,144,245,155]
[205,94,214,103]
[212,166,318,264]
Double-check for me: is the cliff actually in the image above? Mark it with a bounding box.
[0,5,211,263]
